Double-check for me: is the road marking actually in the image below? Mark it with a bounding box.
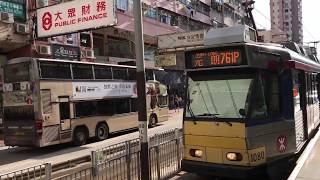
[288,129,320,180]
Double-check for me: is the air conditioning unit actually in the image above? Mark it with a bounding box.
[0,12,14,23]
[38,45,51,55]
[85,50,95,58]
[37,0,49,8]
[15,23,29,34]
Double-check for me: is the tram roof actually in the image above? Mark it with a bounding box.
[185,42,320,72]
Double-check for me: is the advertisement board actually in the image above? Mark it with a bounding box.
[155,54,176,67]
[52,44,80,60]
[72,82,137,100]
[0,0,26,21]
[158,30,205,49]
[37,0,116,38]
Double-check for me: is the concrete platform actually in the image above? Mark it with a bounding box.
[288,129,320,180]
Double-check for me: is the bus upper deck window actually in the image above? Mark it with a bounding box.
[72,64,94,79]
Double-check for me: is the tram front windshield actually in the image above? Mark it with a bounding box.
[186,72,275,121]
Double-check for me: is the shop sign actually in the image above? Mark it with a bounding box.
[155,54,176,67]
[37,0,116,38]
[72,82,137,100]
[158,30,205,49]
[0,0,26,21]
[52,44,80,61]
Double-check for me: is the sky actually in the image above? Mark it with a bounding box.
[252,0,320,44]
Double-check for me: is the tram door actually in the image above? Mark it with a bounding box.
[293,70,308,147]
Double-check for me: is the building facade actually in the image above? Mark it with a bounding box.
[258,29,288,43]
[270,0,303,44]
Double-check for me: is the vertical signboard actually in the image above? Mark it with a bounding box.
[37,0,116,38]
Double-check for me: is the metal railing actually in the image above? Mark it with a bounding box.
[0,128,183,180]
[0,164,51,180]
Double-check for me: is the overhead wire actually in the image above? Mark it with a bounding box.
[255,0,318,42]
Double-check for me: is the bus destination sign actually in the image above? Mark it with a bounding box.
[187,49,243,68]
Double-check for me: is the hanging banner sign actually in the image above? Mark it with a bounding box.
[72,81,137,100]
[37,0,116,38]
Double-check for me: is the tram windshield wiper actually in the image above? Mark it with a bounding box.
[197,113,232,126]
[197,113,220,118]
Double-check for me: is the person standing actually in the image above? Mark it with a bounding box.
[174,95,179,112]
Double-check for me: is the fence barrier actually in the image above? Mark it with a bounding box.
[0,128,183,180]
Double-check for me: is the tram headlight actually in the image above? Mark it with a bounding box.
[226,152,243,161]
[189,149,203,158]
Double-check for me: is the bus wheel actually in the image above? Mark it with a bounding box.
[96,123,109,141]
[73,128,88,146]
[149,115,157,127]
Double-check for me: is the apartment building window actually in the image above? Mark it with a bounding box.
[159,10,171,25]
[145,8,157,20]
[144,45,157,61]
[117,0,128,11]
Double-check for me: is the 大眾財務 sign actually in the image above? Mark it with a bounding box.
[37,0,116,38]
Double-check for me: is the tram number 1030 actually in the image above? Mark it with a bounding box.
[250,151,265,162]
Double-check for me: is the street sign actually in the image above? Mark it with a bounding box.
[158,30,205,49]
[36,0,116,38]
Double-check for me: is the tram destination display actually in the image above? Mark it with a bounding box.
[186,48,243,69]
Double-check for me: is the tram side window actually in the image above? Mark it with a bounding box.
[40,62,71,79]
[307,74,313,105]
[292,71,302,113]
[94,66,112,79]
[313,74,318,103]
[113,67,128,80]
[250,72,280,119]
[264,73,280,117]
[72,64,94,79]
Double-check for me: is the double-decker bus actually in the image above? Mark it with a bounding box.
[3,58,169,147]
[182,25,320,178]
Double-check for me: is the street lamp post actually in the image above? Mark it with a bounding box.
[133,0,150,179]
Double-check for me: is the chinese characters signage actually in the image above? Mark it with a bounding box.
[158,30,205,49]
[0,0,26,21]
[72,82,137,100]
[52,44,80,61]
[186,49,243,69]
[37,0,116,38]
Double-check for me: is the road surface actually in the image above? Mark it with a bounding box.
[0,110,183,174]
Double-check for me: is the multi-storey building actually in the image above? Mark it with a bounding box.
[0,0,247,68]
[270,0,303,44]
[258,29,288,43]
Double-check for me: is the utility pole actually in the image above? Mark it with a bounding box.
[133,0,150,179]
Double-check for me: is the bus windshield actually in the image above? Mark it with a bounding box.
[186,73,269,120]
[4,62,30,83]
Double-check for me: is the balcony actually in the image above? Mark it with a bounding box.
[148,0,211,25]
[115,11,184,37]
